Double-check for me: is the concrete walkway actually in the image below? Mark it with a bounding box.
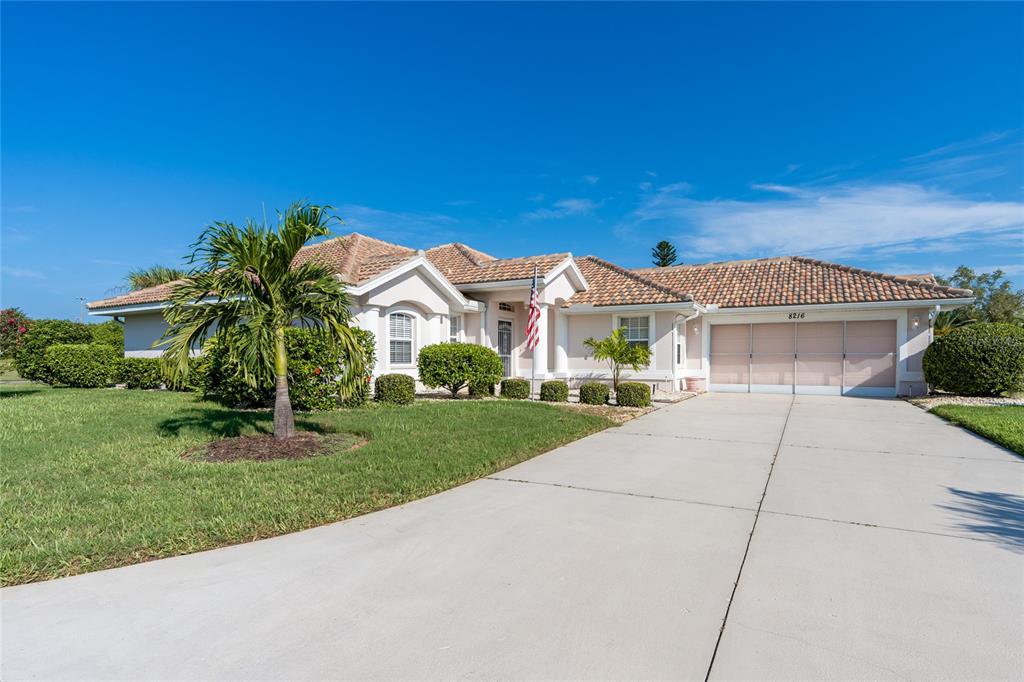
[3,395,1022,680]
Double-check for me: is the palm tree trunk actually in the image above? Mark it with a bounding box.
[273,327,295,439]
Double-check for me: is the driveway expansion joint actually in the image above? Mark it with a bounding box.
[484,476,757,514]
[704,395,795,682]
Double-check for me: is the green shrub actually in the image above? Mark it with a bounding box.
[579,382,610,405]
[90,320,124,352]
[501,378,530,399]
[923,323,1024,396]
[43,343,119,388]
[417,343,504,398]
[14,319,93,382]
[468,380,495,397]
[539,380,569,402]
[116,357,163,389]
[375,373,415,405]
[163,356,206,392]
[197,327,375,410]
[615,381,651,407]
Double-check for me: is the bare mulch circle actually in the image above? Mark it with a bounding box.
[183,431,365,463]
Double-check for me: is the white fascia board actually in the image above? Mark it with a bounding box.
[457,278,535,292]
[88,302,171,316]
[347,256,474,311]
[705,298,975,315]
[545,255,589,291]
[563,301,704,315]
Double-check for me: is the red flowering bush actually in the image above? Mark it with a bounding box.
[0,308,30,358]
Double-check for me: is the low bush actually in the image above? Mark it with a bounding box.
[43,343,119,388]
[468,380,495,397]
[615,381,651,407]
[163,356,206,392]
[579,382,610,405]
[116,357,163,389]
[196,327,376,410]
[923,323,1024,396]
[90,320,124,352]
[539,380,569,402]
[14,319,93,382]
[417,343,504,398]
[501,378,530,399]
[375,373,415,405]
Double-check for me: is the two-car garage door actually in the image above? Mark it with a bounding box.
[709,320,897,396]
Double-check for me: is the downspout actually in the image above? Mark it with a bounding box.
[674,309,701,390]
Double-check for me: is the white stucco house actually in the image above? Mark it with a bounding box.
[88,233,974,397]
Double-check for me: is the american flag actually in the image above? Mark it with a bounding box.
[525,266,541,351]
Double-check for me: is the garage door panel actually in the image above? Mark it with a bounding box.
[845,320,896,355]
[795,322,843,393]
[710,354,750,386]
[711,324,750,354]
[844,355,897,388]
[795,358,844,388]
[796,322,843,354]
[751,323,795,354]
[751,354,794,393]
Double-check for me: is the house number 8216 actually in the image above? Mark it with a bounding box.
[787,312,806,320]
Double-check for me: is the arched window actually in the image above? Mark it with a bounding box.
[389,312,414,365]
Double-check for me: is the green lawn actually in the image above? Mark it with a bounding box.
[0,385,610,585]
[930,404,1024,457]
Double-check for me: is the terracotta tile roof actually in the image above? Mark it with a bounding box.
[292,233,414,284]
[424,243,496,282]
[632,256,972,309]
[87,279,189,310]
[566,256,692,307]
[425,244,570,284]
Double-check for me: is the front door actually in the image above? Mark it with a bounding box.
[497,319,513,377]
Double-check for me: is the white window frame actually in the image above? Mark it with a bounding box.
[388,311,415,367]
[449,314,462,343]
[615,314,652,350]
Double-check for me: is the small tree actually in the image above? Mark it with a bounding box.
[159,202,364,439]
[418,342,503,397]
[932,309,973,337]
[937,266,1023,324]
[583,328,651,390]
[651,240,678,267]
[0,308,30,357]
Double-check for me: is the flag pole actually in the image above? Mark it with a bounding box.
[530,266,538,400]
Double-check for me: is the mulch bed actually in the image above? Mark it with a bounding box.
[182,431,365,463]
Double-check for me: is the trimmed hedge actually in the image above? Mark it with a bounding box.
[500,378,530,399]
[375,373,415,405]
[417,342,504,398]
[923,323,1024,396]
[579,382,610,405]
[90,320,124,352]
[468,380,495,397]
[616,381,651,407]
[14,319,93,382]
[116,357,163,389]
[197,327,376,410]
[539,380,569,402]
[43,343,119,388]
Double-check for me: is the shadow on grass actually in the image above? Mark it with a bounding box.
[0,386,47,398]
[939,487,1024,553]
[158,407,328,439]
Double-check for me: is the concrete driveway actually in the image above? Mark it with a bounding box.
[3,395,1022,680]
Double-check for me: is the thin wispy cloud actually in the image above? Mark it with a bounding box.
[582,175,600,185]
[2,266,46,280]
[445,199,474,207]
[616,181,1023,261]
[523,197,599,220]
[336,204,459,246]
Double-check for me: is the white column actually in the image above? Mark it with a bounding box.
[362,307,385,377]
[554,307,569,376]
[533,304,549,379]
[479,303,489,347]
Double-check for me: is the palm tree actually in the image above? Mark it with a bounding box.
[583,328,651,390]
[932,309,974,337]
[126,265,189,290]
[159,202,364,439]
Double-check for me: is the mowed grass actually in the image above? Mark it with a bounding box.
[930,404,1024,457]
[0,385,610,585]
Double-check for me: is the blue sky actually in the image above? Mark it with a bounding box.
[3,2,1022,319]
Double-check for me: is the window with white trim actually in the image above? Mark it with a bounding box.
[498,302,515,312]
[389,313,414,365]
[618,316,650,349]
[449,315,461,343]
